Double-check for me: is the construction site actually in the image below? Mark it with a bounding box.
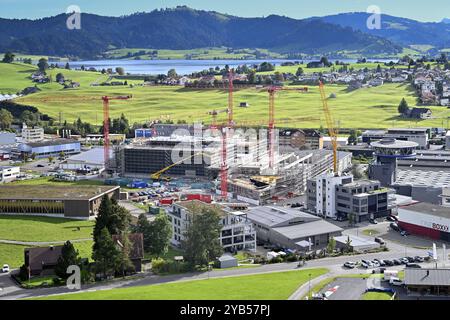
[105,73,352,205]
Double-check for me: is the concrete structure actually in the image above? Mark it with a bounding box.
[246,206,343,251]
[306,173,354,219]
[0,185,120,219]
[405,269,450,296]
[0,132,15,146]
[21,126,44,142]
[362,128,430,149]
[368,139,418,187]
[398,202,450,242]
[0,166,20,183]
[19,139,81,159]
[334,235,380,252]
[443,187,450,208]
[166,200,256,253]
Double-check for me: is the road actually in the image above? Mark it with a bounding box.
[0,243,436,300]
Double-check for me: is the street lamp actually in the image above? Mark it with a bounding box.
[308,273,312,298]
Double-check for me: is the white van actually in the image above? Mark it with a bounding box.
[389,277,403,286]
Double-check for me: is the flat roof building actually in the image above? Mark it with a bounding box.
[404,269,450,296]
[19,139,81,159]
[0,185,120,219]
[246,206,343,251]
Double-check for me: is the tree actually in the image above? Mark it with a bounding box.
[274,71,284,82]
[320,56,330,67]
[347,129,359,145]
[55,241,80,280]
[376,64,382,73]
[92,228,120,278]
[135,213,152,252]
[296,67,304,76]
[149,213,172,257]
[116,67,125,76]
[345,235,353,253]
[48,156,54,163]
[65,62,71,70]
[183,204,223,267]
[93,196,131,252]
[247,70,256,84]
[2,52,15,63]
[348,213,357,227]
[398,98,409,115]
[115,231,135,277]
[37,58,49,72]
[56,73,65,83]
[167,69,177,78]
[0,109,13,130]
[327,237,336,254]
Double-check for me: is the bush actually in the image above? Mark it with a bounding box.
[286,254,300,262]
[152,258,191,274]
[18,264,29,282]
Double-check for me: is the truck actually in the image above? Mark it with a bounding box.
[183,194,213,203]
[383,270,399,281]
[159,198,174,206]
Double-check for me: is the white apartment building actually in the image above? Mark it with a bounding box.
[166,200,256,253]
[446,131,450,151]
[306,173,354,219]
[21,125,44,142]
[0,166,20,183]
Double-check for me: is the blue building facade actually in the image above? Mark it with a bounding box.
[19,139,81,159]
[135,128,153,139]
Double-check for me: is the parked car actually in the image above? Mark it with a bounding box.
[344,261,357,269]
[390,223,400,232]
[384,260,395,266]
[400,257,409,264]
[374,259,386,266]
[372,260,381,268]
[406,257,415,263]
[372,267,386,274]
[414,256,425,263]
[2,264,10,273]
[401,231,409,237]
[386,216,397,222]
[369,219,378,225]
[375,237,386,245]
[406,263,422,269]
[361,260,373,268]
[393,259,402,265]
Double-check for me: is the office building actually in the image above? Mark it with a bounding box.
[21,126,44,142]
[19,139,81,159]
[0,166,20,183]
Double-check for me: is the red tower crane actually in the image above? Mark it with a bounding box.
[102,95,132,170]
[266,86,309,169]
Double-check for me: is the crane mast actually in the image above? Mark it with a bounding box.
[319,81,339,175]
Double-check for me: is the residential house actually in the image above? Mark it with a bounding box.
[112,233,144,272]
[24,245,64,276]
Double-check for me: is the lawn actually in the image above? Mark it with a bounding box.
[0,243,28,268]
[36,268,328,300]
[362,292,393,300]
[3,62,449,129]
[10,176,106,186]
[362,229,380,236]
[0,215,94,242]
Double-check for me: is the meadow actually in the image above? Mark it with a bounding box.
[36,268,328,300]
[2,62,449,129]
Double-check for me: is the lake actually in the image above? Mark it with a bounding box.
[67,58,397,76]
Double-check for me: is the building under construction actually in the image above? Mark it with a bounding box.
[114,126,352,205]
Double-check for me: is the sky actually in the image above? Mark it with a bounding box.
[0,0,448,22]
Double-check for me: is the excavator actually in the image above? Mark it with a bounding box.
[150,151,204,181]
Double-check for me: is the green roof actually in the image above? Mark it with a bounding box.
[0,185,119,200]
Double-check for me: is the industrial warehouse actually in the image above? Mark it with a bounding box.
[0,185,120,219]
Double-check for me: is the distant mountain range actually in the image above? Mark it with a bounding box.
[0,6,448,59]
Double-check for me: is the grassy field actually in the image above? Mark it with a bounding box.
[0,243,29,268]
[362,292,393,300]
[2,62,449,129]
[36,268,328,300]
[0,215,94,242]
[104,47,285,60]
